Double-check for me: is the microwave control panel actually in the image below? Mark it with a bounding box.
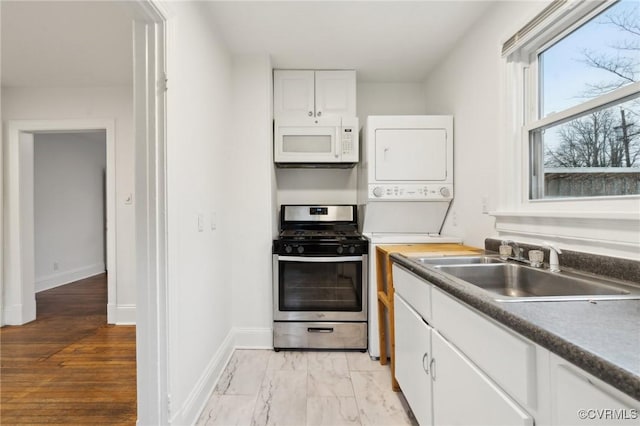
[368,184,453,200]
[342,128,354,154]
[340,119,359,162]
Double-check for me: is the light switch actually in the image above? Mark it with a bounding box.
[211,212,217,230]
[481,196,489,214]
[198,214,204,232]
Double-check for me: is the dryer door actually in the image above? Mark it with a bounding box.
[374,128,447,181]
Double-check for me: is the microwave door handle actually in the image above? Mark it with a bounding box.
[335,127,340,159]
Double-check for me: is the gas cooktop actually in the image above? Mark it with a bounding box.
[274,205,367,256]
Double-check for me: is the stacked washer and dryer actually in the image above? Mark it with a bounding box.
[357,115,460,359]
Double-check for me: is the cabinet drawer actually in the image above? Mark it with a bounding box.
[432,287,537,408]
[392,264,431,321]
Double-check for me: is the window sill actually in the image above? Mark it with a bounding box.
[490,211,640,259]
[491,211,639,221]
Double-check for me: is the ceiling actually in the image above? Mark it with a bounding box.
[1,0,134,87]
[203,1,494,82]
[1,1,494,88]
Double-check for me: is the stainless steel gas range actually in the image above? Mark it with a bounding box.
[272,205,368,350]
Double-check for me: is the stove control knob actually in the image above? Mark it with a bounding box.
[349,246,356,254]
[297,245,305,254]
[373,186,384,198]
[284,245,292,254]
[440,187,451,198]
[337,246,344,254]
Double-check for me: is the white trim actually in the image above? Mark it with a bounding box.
[132,2,169,424]
[525,83,640,132]
[35,264,105,293]
[3,119,117,326]
[169,329,236,426]
[113,304,137,325]
[491,210,639,221]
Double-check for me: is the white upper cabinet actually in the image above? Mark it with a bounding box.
[314,70,356,118]
[273,70,315,119]
[273,70,356,119]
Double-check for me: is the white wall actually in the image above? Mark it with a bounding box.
[275,82,428,207]
[164,2,235,423]
[422,2,544,248]
[357,82,428,125]
[34,132,106,291]
[229,55,275,338]
[1,86,135,323]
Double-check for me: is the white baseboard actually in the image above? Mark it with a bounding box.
[170,329,236,426]
[113,304,136,325]
[171,326,273,425]
[35,263,105,293]
[2,297,37,325]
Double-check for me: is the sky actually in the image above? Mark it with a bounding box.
[540,0,639,117]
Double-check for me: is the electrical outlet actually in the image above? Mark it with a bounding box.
[211,212,216,230]
[53,262,59,271]
[451,211,458,227]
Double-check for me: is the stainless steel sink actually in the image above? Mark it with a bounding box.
[432,263,640,302]
[413,256,504,266]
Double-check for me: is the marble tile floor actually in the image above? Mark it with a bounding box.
[196,350,418,426]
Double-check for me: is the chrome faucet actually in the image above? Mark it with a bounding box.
[502,239,524,261]
[542,241,562,272]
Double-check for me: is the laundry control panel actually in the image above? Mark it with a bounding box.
[369,184,453,200]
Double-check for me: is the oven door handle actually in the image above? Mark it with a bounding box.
[307,327,334,333]
[277,256,364,262]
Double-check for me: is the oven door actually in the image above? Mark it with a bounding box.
[273,254,367,321]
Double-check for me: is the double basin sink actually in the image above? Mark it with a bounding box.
[411,256,640,302]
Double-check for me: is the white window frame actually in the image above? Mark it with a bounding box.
[494,0,640,259]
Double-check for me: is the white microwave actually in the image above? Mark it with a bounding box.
[274,116,359,167]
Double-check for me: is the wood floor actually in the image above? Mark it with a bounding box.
[0,274,137,424]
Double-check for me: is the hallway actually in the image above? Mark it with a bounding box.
[0,274,136,424]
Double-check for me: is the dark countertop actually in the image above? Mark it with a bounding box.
[390,253,640,402]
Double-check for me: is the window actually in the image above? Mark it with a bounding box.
[526,0,640,200]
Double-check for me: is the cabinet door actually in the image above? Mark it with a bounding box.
[432,331,534,426]
[551,358,639,426]
[273,70,315,119]
[394,294,433,426]
[315,70,356,118]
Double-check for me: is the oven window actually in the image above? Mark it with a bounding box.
[279,260,362,312]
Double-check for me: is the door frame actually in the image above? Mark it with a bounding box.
[3,120,116,325]
[1,0,170,422]
[131,1,169,423]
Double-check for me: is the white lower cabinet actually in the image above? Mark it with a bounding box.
[395,289,533,426]
[393,265,534,426]
[431,330,534,426]
[550,354,640,426]
[393,263,639,426]
[394,294,433,426]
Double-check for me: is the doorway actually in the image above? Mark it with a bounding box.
[3,120,117,325]
[34,131,107,296]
